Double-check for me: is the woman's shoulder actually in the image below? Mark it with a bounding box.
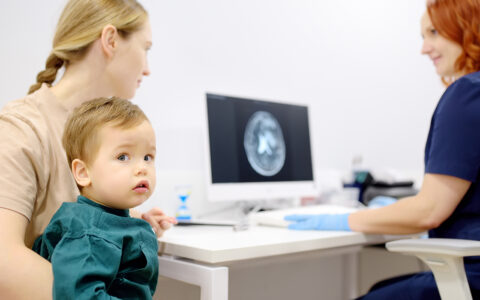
[461,70,480,82]
[1,91,48,130]
[0,85,64,140]
[433,71,480,129]
[439,71,480,107]
[2,95,41,117]
[448,71,480,91]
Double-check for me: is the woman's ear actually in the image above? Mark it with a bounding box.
[72,158,91,188]
[100,24,118,58]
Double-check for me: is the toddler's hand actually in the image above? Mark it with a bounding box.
[142,208,177,237]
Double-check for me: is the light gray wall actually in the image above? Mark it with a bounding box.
[0,1,444,214]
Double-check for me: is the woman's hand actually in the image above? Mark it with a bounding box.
[141,208,177,237]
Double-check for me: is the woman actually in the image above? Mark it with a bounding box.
[285,0,480,298]
[0,1,175,299]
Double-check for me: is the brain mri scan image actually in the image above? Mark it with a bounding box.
[243,111,286,176]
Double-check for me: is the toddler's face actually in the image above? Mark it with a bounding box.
[83,120,156,210]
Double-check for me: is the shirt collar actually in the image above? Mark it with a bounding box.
[77,195,130,217]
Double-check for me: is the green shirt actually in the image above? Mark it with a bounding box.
[33,195,159,299]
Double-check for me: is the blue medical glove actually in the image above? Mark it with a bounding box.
[284,213,351,231]
[367,196,397,209]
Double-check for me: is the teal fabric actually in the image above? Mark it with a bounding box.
[33,195,159,300]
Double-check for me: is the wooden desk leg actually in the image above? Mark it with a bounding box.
[158,255,228,300]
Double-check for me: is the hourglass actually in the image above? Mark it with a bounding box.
[175,185,192,220]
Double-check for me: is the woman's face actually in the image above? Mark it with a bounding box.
[108,19,152,99]
[420,12,463,78]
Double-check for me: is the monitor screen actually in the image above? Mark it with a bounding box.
[204,93,317,202]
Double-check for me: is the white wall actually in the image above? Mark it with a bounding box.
[0,1,444,215]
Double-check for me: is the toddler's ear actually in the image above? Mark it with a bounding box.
[71,159,91,187]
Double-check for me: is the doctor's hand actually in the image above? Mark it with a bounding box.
[284,213,351,231]
[141,208,178,238]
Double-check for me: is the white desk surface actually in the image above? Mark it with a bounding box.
[158,224,408,264]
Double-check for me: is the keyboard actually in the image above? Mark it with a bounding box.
[249,204,359,228]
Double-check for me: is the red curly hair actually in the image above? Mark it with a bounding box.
[427,0,480,85]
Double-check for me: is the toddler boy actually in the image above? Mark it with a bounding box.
[34,97,160,299]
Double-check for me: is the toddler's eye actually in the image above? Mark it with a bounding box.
[118,154,129,161]
[144,154,154,162]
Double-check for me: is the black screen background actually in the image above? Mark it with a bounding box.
[207,93,314,183]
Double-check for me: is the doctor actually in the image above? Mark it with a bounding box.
[285,0,480,298]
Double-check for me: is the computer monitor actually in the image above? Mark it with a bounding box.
[204,93,317,202]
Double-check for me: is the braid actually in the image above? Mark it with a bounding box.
[28,53,64,94]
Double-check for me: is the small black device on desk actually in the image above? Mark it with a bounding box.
[344,171,417,205]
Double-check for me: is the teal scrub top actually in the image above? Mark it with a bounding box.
[33,195,159,300]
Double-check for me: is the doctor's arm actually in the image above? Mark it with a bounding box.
[349,173,471,234]
[0,208,53,300]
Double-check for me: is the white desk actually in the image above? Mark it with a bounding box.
[157,224,410,300]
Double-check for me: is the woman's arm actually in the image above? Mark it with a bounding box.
[0,208,53,300]
[349,173,471,234]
